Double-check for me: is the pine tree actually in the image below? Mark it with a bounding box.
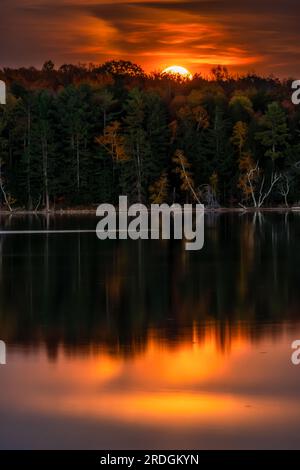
[57,85,92,199]
[255,102,289,161]
[121,88,168,203]
[29,90,57,211]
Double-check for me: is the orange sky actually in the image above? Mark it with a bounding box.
[1,0,300,77]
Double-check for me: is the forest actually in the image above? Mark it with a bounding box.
[0,60,300,211]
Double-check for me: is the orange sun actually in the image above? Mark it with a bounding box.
[162,65,193,79]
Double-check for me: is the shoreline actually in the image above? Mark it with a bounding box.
[1,206,300,216]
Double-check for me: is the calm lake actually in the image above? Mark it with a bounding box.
[0,212,300,449]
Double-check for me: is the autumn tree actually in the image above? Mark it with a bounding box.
[97,60,145,78]
[0,63,299,209]
[172,150,201,203]
[229,94,253,122]
[238,154,260,207]
[231,121,248,159]
[149,171,169,204]
[96,121,128,163]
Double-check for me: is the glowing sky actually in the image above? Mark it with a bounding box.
[1,0,300,76]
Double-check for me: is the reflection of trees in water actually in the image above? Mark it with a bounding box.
[0,213,299,360]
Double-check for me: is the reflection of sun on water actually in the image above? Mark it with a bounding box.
[5,321,300,435]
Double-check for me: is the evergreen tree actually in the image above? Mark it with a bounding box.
[255,102,289,161]
[121,88,168,203]
[57,85,93,200]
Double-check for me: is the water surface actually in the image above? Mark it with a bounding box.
[0,212,300,449]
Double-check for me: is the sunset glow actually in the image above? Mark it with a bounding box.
[162,65,193,79]
[1,0,300,76]
[1,0,300,454]
[2,322,300,442]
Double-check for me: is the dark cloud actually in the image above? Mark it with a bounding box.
[0,0,300,76]
[20,1,300,16]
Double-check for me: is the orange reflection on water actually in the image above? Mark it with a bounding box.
[2,321,300,445]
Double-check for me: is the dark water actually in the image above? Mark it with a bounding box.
[0,212,300,449]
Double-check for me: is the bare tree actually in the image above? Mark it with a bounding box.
[278,174,291,208]
[0,159,13,212]
[257,170,282,208]
[173,150,202,204]
[241,162,282,208]
[245,161,259,208]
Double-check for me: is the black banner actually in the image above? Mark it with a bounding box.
[0,450,297,467]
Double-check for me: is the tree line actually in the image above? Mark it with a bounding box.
[0,60,300,211]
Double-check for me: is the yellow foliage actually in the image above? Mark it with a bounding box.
[231,121,248,154]
[96,121,129,162]
[149,171,169,204]
[172,150,200,203]
[229,95,253,115]
[177,105,209,131]
[238,153,259,201]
